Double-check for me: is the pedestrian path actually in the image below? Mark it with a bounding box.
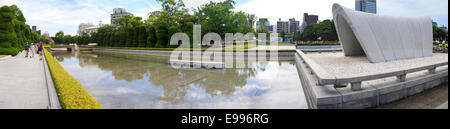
[0,51,58,109]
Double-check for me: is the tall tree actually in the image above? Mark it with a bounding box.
[146,26,157,48]
[138,26,148,47]
[0,6,19,55]
[54,31,65,44]
[155,22,168,48]
[167,25,180,47]
[9,5,26,22]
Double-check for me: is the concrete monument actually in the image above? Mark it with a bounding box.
[332,4,433,63]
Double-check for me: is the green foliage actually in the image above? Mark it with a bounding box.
[168,25,179,47]
[119,31,126,47]
[54,31,64,44]
[149,0,188,26]
[44,49,101,109]
[0,5,42,56]
[114,15,143,29]
[0,6,16,49]
[155,22,169,48]
[300,20,338,41]
[433,25,448,41]
[9,5,26,22]
[0,47,19,56]
[138,26,147,47]
[126,28,134,47]
[73,0,256,49]
[146,26,157,48]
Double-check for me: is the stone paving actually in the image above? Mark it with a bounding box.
[0,51,55,109]
[307,52,448,79]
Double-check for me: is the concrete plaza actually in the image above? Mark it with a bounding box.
[0,51,60,109]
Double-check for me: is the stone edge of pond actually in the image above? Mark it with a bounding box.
[42,50,62,109]
[86,48,296,58]
[295,50,449,109]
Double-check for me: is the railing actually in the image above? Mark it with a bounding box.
[296,50,448,91]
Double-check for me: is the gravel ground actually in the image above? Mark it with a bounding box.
[306,52,448,78]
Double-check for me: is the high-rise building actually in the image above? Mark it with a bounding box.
[257,18,273,33]
[300,13,319,32]
[277,18,300,33]
[289,18,299,33]
[32,26,37,31]
[432,21,438,26]
[111,8,133,25]
[356,0,377,14]
[277,18,289,33]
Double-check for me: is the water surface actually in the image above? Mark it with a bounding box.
[52,51,308,109]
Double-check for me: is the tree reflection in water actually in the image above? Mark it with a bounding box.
[51,51,288,104]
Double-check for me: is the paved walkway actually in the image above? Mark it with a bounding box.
[0,51,57,109]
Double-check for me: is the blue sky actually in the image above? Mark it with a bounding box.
[0,0,448,36]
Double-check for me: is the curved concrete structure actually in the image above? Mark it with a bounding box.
[332,4,433,63]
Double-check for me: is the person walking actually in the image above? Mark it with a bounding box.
[34,44,38,54]
[38,44,44,60]
[30,43,35,58]
[24,42,30,58]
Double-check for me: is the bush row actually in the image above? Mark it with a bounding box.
[44,49,101,109]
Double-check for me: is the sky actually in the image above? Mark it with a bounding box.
[0,0,448,36]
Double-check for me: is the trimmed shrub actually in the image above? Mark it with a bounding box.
[0,47,19,56]
[146,26,157,48]
[44,49,101,109]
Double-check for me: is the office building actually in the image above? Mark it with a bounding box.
[277,18,289,33]
[78,22,104,36]
[111,8,133,25]
[300,13,319,32]
[289,18,299,33]
[257,18,273,33]
[356,0,377,14]
[32,26,37,31]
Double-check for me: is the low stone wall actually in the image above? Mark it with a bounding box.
[42,52,61,109]
[295,51,448,109]
[90,48,296,61]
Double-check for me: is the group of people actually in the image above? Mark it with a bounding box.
[24,42,44,60]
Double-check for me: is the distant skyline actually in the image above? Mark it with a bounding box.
[0,0,448,36]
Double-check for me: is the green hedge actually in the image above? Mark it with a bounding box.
[0,47,20,56]
[44,49,101,109]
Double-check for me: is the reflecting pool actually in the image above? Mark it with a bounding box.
[51,51,308,109]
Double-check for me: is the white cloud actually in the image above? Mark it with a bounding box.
[235,0,354,25]
[235,0,448,26]
[183,0,225,10]
[1,0,447,37]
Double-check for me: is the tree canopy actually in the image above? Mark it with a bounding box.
[299,20,338,41]
[0,5,45,56]
[69,0,256,48]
